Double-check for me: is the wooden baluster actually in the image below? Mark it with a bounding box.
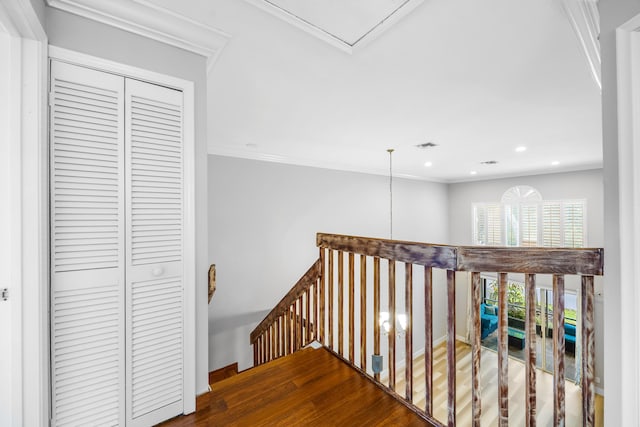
[257,336,261,365]
[582,275,595,426]
[405,263,413,402]
[271,323,275,360]
[264,327,269,362]
[553,274,566,426]
[425,266,433,417]
[266,327,271,362]
[525,273,537,427]
[471,272,482,427]
[447,269,456,427]
[329,250,334,351]
[360,255,367,371]
[320,248,326,345]
[498,272,508,427]
[276,316,281,358]
[306,287,311,345]
[289,306,294,354]
[253,343,257,366]
[338,250,344,356]
[293,300,299,352]
[314,280,319,341]
[349,252,355,363]
[282,309,291,356]
[298,296,304,350]
[373,257,381,382]
[388,260,396,391]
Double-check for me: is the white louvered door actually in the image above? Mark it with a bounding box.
[50,61,185,427]
[50,61,126,427]
[125,79,184,427]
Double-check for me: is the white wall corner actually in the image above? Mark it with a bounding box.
[45,0,230,69]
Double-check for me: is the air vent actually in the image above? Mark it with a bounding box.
[415,142,438,149]
[480,160,498,165]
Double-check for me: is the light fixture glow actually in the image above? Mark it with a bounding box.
[424,161,433,167]
[515,146,527,152]
[470,171,477,175]
[551,160,560,166]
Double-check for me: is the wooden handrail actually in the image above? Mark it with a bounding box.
[318,233,604,275]
[250,259,321,345]
[250,233,604,426]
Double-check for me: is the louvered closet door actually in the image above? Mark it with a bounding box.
[124,79,184,427]
[50,61,126,426]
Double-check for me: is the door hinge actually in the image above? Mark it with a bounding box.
[1,288,8,301]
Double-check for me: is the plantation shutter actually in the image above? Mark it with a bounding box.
[50,61,126,426]
[486,203,502,245]
[520,204,538,247]
[473,204,487,245]
[125,79,184,427]
[542,202,562,247]
[563,201,585,247]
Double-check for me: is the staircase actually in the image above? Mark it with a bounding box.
[160,347,430,426]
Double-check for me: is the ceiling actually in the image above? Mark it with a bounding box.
[147,0,602,182]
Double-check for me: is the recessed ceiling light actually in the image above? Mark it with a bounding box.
[551,160,560,166]
[424,161,433,167]
[515,146,527,152]
[470,171,477,175]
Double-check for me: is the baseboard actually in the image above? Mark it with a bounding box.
[209,362,239,385]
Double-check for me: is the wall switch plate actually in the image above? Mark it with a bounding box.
[372,354,383,374]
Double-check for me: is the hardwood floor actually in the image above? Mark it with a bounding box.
[158,347,431,426]
[159,341,603,426]
[392,340,604,427]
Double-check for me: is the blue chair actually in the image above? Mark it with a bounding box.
[480,303,498,339]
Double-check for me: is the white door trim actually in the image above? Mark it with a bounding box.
[0,1,48,426]
[49,45,198,415]
[615,14,640,426]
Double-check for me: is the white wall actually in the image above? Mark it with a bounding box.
[45,7,211,395]
[600,0,640,424]
[447,169,605,388]
[208,155,450,371]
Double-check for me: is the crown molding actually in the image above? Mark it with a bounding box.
[45,0,230,70]
[244,0,423,54]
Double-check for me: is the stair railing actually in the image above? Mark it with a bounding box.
[250,233,603,427]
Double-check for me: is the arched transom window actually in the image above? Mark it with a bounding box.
[472,185,586,247]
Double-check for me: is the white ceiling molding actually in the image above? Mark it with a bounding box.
[45,0,230,71]
[560,0,600,89]
[244,0,423,54]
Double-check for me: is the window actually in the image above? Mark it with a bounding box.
[472,186,586,247]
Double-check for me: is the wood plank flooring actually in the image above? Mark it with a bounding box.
[391,340,604,427]
[158,347,431,426]
[160,341,603,426]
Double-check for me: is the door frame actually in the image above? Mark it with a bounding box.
[615,14,640,425]
[0,1,48,426]
[49,45,198,415]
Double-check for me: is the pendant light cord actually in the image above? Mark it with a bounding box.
[387,148,394,240]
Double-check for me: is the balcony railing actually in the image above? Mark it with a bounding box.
[250,233,603,427]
